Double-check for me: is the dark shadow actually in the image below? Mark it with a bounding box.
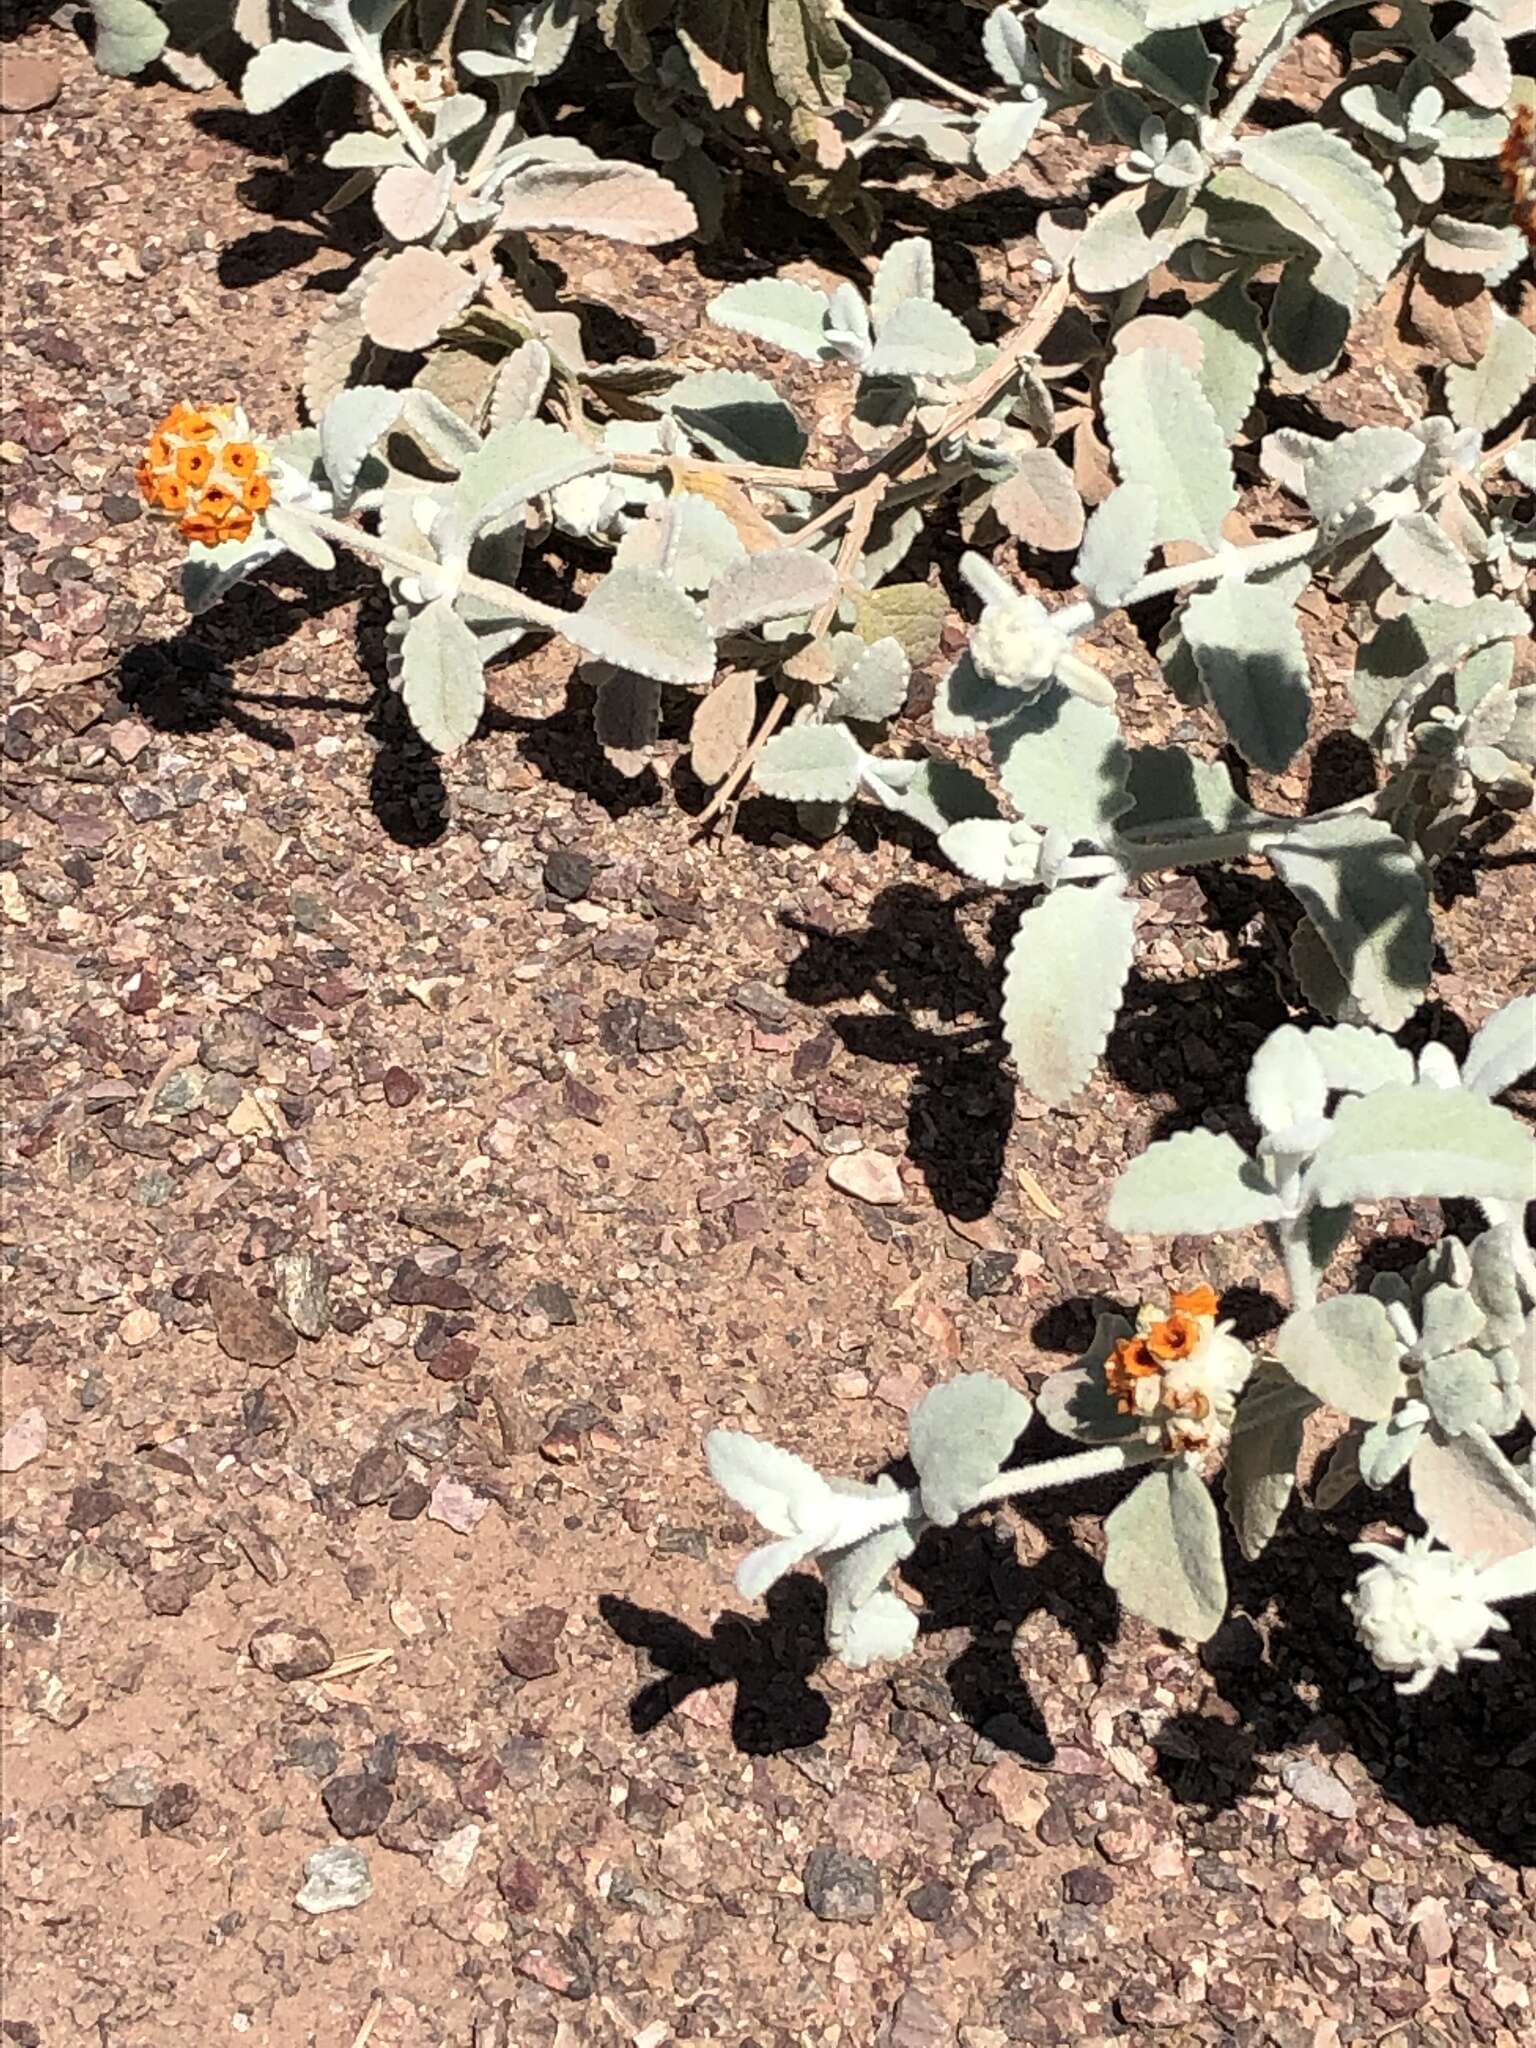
[501,671,667,824]
[598,1580,832,1755]
[782,880,1016,1221]
[2,0,55,42]
[1153,1477,1536,1863]
[902,1426,1139,1750]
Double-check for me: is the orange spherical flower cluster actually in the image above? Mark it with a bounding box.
[1104,1282,1245,1455]
[136,403,273,550]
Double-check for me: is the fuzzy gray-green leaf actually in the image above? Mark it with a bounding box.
[755,723,863,806]
[242,37,350,113]
[667,369,806,467]
[909,1374,1033,1526]
[1183,578,1310,773]
[1226,1365,1317,1561]
[1410,1428,1536,1566]
[1462,994,1536,1101]
[1000,881,1137,1107]
[400,599,486,757]
[993,691,1131,837]
[1273,1296,1404,1421]
[1445,310,1536,434]
[1101,348,1235,548]
[1184,276,1265,439]
[1109,1128,1282,1236]
[1238,124,1401,282]
[1302,1085,1535,1209]
[1104,1462,1226,1642]
[570,568,714,685]
[1268,816,1431,1032]
[709,278,831,361]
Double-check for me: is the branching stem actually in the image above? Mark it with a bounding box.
[835,7,995,111]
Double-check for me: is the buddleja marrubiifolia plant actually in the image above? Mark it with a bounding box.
[96,0,1536,1728]
[702,1001,1535,1693]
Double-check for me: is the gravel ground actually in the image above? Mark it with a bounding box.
[2,24,1534,2048]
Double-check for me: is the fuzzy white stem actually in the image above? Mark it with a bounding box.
[836,6,994,111]
[974,1439,1160,1506]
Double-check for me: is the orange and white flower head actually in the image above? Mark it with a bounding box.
[136,403,273,551]
[1103,1283,1252,1456]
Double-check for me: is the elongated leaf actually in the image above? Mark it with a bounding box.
[400,599,486,756]
[1110,1128,1282,1235]
[1247,1024,1328,1138]
[1038,0,1217,108]
[1073,191,1181,294]
[1376,512,1475,606]
[1183,578,1309,772]
[452,419,603,540]
[1115,746,1267,860]
[1267,250,1356,391]
[1302,1085,1535,1208]
[1104,1463,1227,1642]
[499,161,696,244]
[909,1374,1033,1527]
[1410,1429,1536,1566]
[705,549,837,632]
[1226,1366,1317,1561]
[320,386,401,502]
[570,568,713,686]
[593,667,660,771]
[491,339,552,429]
[1239,124,1401,282]
[1075,482,1159,607]
[1269,816,1431,1032]
[1301,1022,1414,1097]
[667,369,806,467]
[709,278,831,360]
[974,95,1046,176]
[1101,348,1235,548]
[1001,881,1137,1107]
[1462,994,1536,1101]
[871,239,936,331]
[1185,276,1265,439]
[265,505,335,570]
[705,1429,830,1537]
[1303,426,1421,525]
[242,38,350,113]
[756,722,863,805]
[1445,310,1536,435]
[689,670,758,787]
[1273,1297,1403,1421]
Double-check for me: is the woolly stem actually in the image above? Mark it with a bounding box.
[974,1439,1160,1507]
[836,7,994,111]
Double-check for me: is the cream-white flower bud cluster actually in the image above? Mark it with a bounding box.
[1346,1536,1532,1695]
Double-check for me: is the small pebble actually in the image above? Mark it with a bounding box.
[294,1845,372,1914]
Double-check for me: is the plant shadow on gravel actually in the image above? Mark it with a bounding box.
[1150,1479,1536,1866]
[599,1582,834,1755]
[780,879,1311,1219]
